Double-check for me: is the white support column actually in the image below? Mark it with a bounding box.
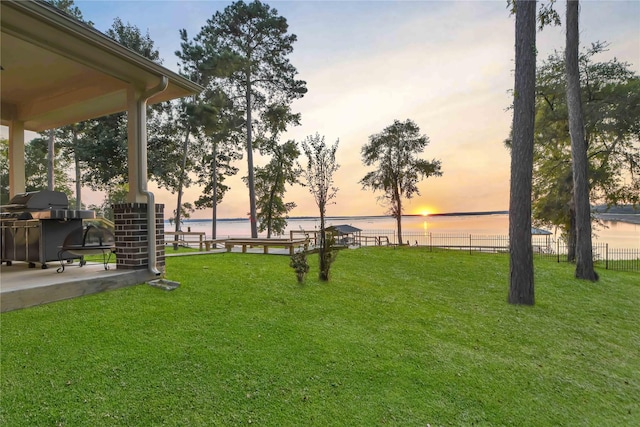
[8,120,26,197]
[124,78,167,276]
[126,85,145,202]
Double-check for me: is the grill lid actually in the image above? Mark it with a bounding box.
[1,190,69,211]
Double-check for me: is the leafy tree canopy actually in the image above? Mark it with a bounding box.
[46,0,93,25]
[532,42,640,238]
[0,139,10,205]
[360,119,442,244]
[253,140,302,237]
[193,0,307,237]
[88,183,128,221]
[23,138,72,196]
[77,18,164,191]
[107,17,162,64]
[196,0,307,107]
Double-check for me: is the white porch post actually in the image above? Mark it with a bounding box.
[8,120,26,198]
[126,85,146,202]
[121,79,167,276]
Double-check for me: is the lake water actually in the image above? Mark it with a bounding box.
[169,214,639,249]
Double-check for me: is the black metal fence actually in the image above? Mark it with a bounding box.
[357,229,639,273]
[549,242,640,272]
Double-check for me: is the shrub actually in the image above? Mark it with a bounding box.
[289,251,310,283]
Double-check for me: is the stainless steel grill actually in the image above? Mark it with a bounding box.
[1,190,96,269]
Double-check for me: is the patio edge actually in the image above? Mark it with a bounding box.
[0,270,154,313]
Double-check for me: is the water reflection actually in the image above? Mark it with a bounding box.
[171,214,639,248]
[402,215,639,248]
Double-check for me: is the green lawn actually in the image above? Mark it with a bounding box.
[1,248,638,426]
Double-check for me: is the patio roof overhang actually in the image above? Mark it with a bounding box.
[0,0,202,132]
[1,0,204,278]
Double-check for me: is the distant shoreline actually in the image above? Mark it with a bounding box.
[176,211,510,223]
[420,210,508,218]
[174,211,640,226]
[595,213,640,225]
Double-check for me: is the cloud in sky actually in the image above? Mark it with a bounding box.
[61,1,640,217]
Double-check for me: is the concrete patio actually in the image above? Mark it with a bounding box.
[0,261,154,313]
[0,243,315,313]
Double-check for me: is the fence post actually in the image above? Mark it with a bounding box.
[469,234,472,255]
[557,239,560,263]
[606,243,609,270]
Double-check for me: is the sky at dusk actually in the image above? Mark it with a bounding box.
[24,1,640,218]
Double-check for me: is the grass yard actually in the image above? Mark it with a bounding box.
[1,247,638,426]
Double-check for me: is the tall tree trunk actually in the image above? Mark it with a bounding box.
[174,125,191,250]
[74,155,81,208]
[47,131,55,190]
[565,0,598,281]
[266,194,273,238]
[508,0,537,305]
[73,130,82,210]
[266,165,282,238]
[319,209,328,281]
[211,142,218,239]
[567,200,577,262]
[396,188,403,245]
[246,76,258,238]
[266,187,275,238]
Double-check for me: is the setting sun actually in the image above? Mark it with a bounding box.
[418,207,435,217]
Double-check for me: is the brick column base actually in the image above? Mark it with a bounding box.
[113,203,165,271]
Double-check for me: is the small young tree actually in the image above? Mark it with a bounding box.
[289,251,310,284]
[360,119,442,245]
[301,133,340,281]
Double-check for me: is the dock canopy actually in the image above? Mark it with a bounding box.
[531,227,552,235]
[326,225,362,246]
[327,225,363,235]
